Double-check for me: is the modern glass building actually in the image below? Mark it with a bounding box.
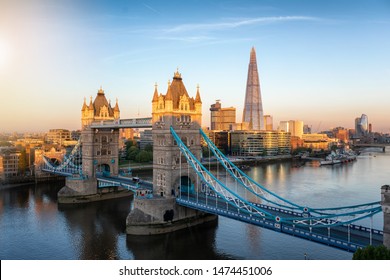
[355,114,369,137]
[242,47,264,130]
[230,131,291,156]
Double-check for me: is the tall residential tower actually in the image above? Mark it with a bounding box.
[242,47,264,130]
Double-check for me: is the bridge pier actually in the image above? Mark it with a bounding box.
[126,197,216,235]
[58,177,98,203]
[381,185,390,249]
[58,176,133,204]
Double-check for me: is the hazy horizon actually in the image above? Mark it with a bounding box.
[1,0,389,133]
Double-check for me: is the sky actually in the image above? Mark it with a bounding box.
[0,0,389,133]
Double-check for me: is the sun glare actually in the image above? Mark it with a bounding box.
[0,39,10,69]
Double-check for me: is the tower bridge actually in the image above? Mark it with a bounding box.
[38,69,389,252]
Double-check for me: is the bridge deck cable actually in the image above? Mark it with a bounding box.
[172,127,383,228]
[199,128,381,216]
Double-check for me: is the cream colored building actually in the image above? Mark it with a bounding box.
[301,133,337,151]
[264,115,273,131]
[279,120,304,138]
[45,129,71,145]
[0,148,21,180]
[81,87,120,129]
[210,100,236,131]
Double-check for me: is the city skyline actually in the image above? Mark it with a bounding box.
[0,0,389,133]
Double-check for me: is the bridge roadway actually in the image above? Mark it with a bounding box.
[97,175,153,193]
[176,192,383,252]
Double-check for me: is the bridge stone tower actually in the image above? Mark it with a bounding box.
[381,185,390,248]
[58,87,121,202]
[126,70,216,235]
[151,70,202,197]
[80,87,120,178]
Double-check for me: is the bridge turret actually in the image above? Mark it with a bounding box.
[126,71,215,235]
[151,70,202,198]
[81,87,120,130]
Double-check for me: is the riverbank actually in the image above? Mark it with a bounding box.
[119,155,294,172]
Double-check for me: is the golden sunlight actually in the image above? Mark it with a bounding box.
[0,39,10,70]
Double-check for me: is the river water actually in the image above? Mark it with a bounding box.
[0,148,388,260]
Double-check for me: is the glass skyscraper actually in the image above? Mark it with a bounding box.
[355,114,369,137]
[242,47,264,130]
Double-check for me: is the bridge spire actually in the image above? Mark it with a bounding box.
[114,98,120,112]
[81,97,87,111]
[195,84,202,103]
[88,96,94,110]
[152,82,159,102]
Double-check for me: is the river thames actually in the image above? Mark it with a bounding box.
[0,148,388,260]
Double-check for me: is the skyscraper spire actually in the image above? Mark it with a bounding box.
[242,47,264,130]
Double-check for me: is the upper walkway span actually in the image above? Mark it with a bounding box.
[89,117,152,129]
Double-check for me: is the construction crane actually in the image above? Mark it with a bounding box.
[316,121,322,133]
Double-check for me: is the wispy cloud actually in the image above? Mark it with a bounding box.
[156,35,215,43]
[163,16,320,33]
[142,3,160,15]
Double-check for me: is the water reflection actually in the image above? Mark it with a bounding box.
[58,197,132,259]
[126,219,233,260]
[0,149,387,260]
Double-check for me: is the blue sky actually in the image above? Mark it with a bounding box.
[0,0,389,133]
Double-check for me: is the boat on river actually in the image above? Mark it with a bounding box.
[320,150,357,166]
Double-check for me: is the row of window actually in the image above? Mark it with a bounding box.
[95,136,113,143]
[96,149,112,156]
[157,103,191,111]
[155,115,193,123]
[156,137,196,146]
[156,173,166,187]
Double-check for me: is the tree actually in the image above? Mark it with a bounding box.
[144,143,153,152]
[127,146,139,160]
[135,150,152,163]
[353,245,390,260]
[125,140,135,150]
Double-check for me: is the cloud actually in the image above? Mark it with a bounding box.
[142,3,160,14]
[163,16,320,33]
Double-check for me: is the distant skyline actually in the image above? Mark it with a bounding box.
[0,0,389,133]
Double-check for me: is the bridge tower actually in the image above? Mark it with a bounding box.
[126,70,216,235]
[58,87,121,202]
[80,87,120,178]
[381,185,390,248]
[151,70,202,197]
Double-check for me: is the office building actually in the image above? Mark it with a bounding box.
[242,47,264,130]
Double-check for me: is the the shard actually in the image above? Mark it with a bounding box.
[242,47,264,130]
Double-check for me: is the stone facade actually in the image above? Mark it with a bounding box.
[58,87,121,200]
[81,128,120,178]
[81,87,120,129]
[126,70,218,235]
[80,87,121,178]
[381,185,390,249]
[151,70,202,197]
